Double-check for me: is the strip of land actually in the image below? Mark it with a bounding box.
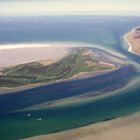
[0,69,116,95]
[24,111,140,140]
[125,26,140,55]
[0,45,118,91]
[0,45,69,69]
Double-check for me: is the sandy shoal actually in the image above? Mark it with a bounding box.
[24,111,140,140]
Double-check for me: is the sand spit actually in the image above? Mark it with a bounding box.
[24,111,140,140]
[124,26,140,55]
[0,44,70,69]
[0,42,98,69]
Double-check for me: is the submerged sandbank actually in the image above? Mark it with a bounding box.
[24,111,140,140]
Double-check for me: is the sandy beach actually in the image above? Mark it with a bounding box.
[0,43,71,69]
[124,26,140,55]
[24,111,140,140]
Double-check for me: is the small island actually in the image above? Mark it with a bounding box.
[0,46,116,88]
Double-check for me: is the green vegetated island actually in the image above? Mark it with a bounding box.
[0,48,115,88]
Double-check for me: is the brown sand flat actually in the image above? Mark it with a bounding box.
[125,26,140,55]
[0,45,118,94]
[24,111,140,140]
[0,46,69,69]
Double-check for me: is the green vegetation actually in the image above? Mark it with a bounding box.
[0,48,114,87]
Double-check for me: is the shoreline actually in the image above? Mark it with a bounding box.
[0,68,117,95]
[124,33,138,55]
[0,43,119,94]
[124,26,140,56]
[0,42,125,57]
[0,44,71,69]
[23,111,140,140]
[0,42,100,50]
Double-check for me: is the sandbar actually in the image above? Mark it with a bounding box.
[24,111,140,140]
[124,26,140,55]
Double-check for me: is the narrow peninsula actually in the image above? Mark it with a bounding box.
[125,26,140,55]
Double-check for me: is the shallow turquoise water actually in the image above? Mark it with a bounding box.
[0,75,140,140]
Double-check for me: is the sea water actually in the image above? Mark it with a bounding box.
[0,16,140,139]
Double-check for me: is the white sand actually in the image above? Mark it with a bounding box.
[24,111,140,140]
[0,42,80,50]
